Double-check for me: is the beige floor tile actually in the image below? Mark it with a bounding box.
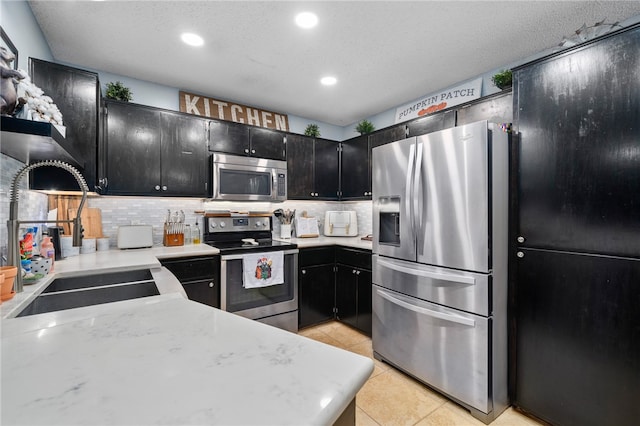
[492,407,544,426]
[357,369,445,426]
[347,341,390,378]
[416,401,486,426]
[356,406,380,426]
[327,323,371,347]
[301,329,350,350]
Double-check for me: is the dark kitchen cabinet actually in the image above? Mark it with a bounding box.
[335,247,372,336]
[207,119,249,157]
[512,23,640,426]
[341,125,407,200]
[249,127,286,160]
[160,111,209,197]
[515,249,640,426]
[101,100,208,196]
[406,109,455,137]
[455,90,513,126]
[160,255,220,308]
[340,135,369,199]
[298,246,336,329]
[208,120,286,161]
[28,59,100,191]
[286,134,339,200]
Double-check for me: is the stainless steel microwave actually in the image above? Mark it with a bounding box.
[211,153,287,201]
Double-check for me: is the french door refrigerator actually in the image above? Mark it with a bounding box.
[371,120,509,424]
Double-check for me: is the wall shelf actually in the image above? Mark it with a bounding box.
[1,116,82,167]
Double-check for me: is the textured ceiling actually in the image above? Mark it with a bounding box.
[28,1,640,126]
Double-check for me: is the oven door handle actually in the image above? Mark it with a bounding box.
[221,248,299,260]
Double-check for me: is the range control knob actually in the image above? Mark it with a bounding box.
[210,222,217,229]
[219,222,226,228]
[255,221,262,228]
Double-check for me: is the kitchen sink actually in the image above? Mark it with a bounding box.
[16,269,159,318]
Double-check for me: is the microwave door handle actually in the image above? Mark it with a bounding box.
[377,289,476,327]
[405,143,416,236]
[272,169,277,197]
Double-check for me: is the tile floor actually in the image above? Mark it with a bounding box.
[298,321,544,426]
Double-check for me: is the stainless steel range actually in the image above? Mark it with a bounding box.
[203,213,299,332]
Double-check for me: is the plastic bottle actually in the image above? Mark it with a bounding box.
[184,224,192,245]
[40,236,55,272]
[193,221,201,244]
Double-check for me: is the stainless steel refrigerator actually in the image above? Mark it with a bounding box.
[371,120,509,424]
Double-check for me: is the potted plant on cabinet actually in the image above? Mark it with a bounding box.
[355,119,375,135]
[304,123,320,137]
[491,70,512,90]
[105,81,133,102]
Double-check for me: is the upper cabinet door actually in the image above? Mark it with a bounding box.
[249,128,286,160]
[104,101,162,195]
[340,135,370,199]
[286,134,315,199]
[208,120,249,156]
[515,26,640,257]
[160,112,209,197]
[314,138,339,200]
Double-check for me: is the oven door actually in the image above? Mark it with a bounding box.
[220,249,298,329]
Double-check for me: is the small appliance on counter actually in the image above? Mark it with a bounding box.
[324,211,358,237]
[117,225,153,249]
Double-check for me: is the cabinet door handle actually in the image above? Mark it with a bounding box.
[155,185,161,190]
[162,185,168,191]
[251,149,256,154]
[244,148,249,154]
[209,282,214,288]
[352,269,357,274]
[301,269,306,275]
[356,270,361,275]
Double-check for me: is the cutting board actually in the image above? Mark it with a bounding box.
[68,207,104,238]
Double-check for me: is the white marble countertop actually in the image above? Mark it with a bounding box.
[0,244,219,320]
[276,235,372,251]
[1,294,373,425]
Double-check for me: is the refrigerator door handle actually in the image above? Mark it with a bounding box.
[376,257,476,285]
[405,143,416,236]
[413,142,424,246]
[377,289,476,327]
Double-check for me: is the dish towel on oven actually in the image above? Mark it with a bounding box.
[242,251,285,288]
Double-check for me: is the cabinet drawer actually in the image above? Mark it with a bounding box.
[299,246,335,267]
[161,256,219,282]
[336,247,371,270]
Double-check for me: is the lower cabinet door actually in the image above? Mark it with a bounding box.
[373,285,490,414]
[336,265,358,329]
[298,264,335,328]
[182,279,220,309]
[356,269,372,336]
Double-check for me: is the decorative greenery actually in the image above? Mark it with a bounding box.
[355,119,375,135]
[304,123,320,137]
[491,70,512,90]
[105,81,133,102]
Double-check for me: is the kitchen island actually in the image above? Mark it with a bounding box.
[1,245,373,425]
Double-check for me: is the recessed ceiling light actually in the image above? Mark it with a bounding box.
[295,12,318,29]
[181,32,204,47]
[320,76,337,86]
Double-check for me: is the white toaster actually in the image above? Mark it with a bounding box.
[324,211,358,237]
[117,225,154,249]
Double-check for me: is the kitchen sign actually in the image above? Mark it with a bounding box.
[179,91,289,131]
[394,78,482,124]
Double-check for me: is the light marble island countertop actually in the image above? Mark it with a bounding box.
[1,243,374,425]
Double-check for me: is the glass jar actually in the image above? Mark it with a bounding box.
[184,224,192,244]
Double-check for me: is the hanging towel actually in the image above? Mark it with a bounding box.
[242,251,285,288]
